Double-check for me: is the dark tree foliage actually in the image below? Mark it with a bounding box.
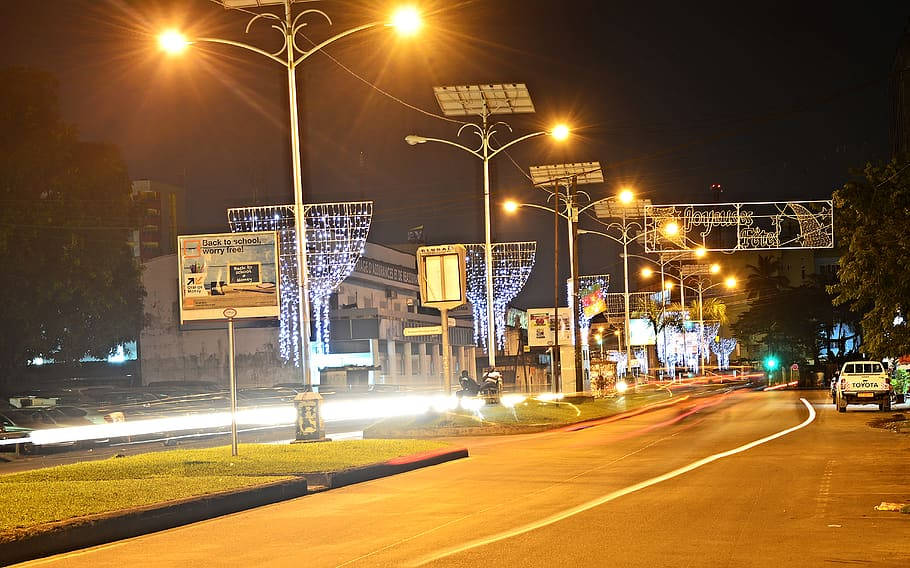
[831,158,910,358]
[734,255,855,364]
[0,67,144,383]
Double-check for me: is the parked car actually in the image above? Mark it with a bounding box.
[834,361,893,412]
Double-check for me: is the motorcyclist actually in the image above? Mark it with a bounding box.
[456,370,480,398]
[479,369,502,395]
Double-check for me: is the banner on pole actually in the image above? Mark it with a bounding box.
[581,282,607,319]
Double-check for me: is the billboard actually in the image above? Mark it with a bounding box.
[178,232,280,322]
[528,307,574,347]
[629,318,657,346]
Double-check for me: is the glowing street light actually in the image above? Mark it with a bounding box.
[663,221,680,236]
[725,276,737,288]
[694,247,707,258]
[551,124,571,141]
[390,6,421,35]
[619,188,634,204]
[710,263,721,274]
[156,3,420,403]
[158,30,189,54]
[641,267,654,278]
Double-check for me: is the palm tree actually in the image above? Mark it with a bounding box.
[745,255,790,299]
[688,297,728,326]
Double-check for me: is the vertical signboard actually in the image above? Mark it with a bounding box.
[178,231,280,323]
[527,308,574,347]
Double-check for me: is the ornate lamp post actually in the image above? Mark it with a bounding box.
[158,1,419,384]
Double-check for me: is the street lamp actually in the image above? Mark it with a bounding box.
[406,83,569,369]
[158,2,419,388]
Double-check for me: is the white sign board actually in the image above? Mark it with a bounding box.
[178,231,279,322]
[417,244,467,309]
[527,307,574,347]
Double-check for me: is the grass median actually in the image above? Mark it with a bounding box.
[0,439,448,540]
[364,387,683,438]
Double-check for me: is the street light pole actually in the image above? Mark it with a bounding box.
[569,176,584,391]
[552,183,560,392]
[159,3,420,386]
[621,209,633,379]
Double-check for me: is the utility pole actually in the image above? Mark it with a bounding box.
[569,176,584,392]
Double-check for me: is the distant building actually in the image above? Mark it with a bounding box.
[892,19,910,159]
[129,180,185,261]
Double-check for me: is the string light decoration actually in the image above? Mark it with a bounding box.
[227,202,373,360]
[607,350,628,378]
[465,242,537,353]
[711,337,737,370]
[634,347,649,375]
[570,274,610,345]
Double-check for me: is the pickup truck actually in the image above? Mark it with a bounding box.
[834,361,893,412]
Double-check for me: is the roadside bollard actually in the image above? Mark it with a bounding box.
[294,390,327,442]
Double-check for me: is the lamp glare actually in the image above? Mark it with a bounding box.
[663,221,679,236]
[641,267,653,277]
[504,201,519,213]
[159,30,189,54]
[618,189,634,203]
[551,124,570,141]
[391,6,421,36]
[694,247,706,257]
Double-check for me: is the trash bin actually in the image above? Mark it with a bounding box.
[294,390,326,442]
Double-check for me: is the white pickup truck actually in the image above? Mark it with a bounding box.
[834,361,893,412]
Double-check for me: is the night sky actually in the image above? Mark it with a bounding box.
[2,1,908,307]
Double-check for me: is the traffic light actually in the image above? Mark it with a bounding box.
[764,356,778,370]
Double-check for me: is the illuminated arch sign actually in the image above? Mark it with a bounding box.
[644,200,833,252]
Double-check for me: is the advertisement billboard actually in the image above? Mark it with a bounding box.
[178,231,280,322]
[629,318,657,346]
[527,307,574,347]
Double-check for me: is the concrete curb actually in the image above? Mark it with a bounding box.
[0,447,468,566]
[0,477,308,566]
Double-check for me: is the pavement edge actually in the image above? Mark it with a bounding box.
[0,447,468,566]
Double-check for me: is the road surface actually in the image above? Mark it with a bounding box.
[13,390,910,567]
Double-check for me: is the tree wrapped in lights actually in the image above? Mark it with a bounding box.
[465,242,537,353]
[698,322,720,368]
[711,337,737,370]
[228,201,372,361]
[634,347,649,375]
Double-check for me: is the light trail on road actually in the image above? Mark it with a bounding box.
[412,397,817,566]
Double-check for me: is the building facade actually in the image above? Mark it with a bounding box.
[130,180,185,261]
[138,242,478,388]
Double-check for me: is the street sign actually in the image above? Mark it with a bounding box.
[404,325,443,337]
[223,308,238,319]
[416,244,467,309]
[178,231,280,323]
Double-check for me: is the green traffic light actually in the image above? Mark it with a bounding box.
[764,356,778,370]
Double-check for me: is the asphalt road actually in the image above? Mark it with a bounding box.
[13,390,910,567]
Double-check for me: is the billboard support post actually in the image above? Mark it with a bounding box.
[416,245,467,393]
[440,307,451,393]
[224,307,239,456]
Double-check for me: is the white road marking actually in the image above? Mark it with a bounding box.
[413,397,817,566]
